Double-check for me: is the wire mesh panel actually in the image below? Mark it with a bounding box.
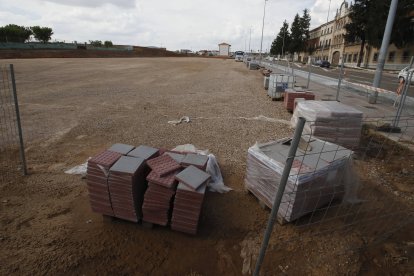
[0,64,27,181]
[251,115,414,275]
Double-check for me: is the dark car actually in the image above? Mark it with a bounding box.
[320,61,331,68]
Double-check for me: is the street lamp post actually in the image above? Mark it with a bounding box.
[249,27,252,53]
[259,0,268,62]
[319,0,331,62]
[369,0,399,104]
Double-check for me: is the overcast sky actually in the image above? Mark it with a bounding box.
[0,0,345,51]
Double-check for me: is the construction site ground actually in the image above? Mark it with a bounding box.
[1,57,413,275]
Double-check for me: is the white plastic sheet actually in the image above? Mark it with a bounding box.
[172,144,232,193]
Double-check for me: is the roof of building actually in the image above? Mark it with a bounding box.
[218,42,231,46]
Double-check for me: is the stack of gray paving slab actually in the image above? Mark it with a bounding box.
[245,137,352,223]
[87,150,122,216]
[108,143,135,155]
[127,145,159,160]
[171,166,210,234]
[291,101,363,149]
[87,144,159,222]
[108,156,150,222]
[181,153,208,171]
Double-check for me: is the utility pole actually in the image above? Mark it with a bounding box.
[369,0,399,104]
[259,0,269,62]
[282,29,285,58]
[249,27,252,53]
[319,0,331,62]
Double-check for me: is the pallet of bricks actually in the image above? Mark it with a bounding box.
[291,100,363,150]
[283,88,315,112]
[267,74,295,100]
[86,143,210,235]
[244,137,354,224]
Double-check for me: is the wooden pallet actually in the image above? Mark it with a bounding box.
[244,184,288,225]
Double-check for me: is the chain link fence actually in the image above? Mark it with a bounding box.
[0,64,27,181]
[249,115,414,275]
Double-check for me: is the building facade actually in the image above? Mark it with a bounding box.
[299,1,413,70]
[218,42,231,56]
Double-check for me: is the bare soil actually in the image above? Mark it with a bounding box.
[1,57,413,275]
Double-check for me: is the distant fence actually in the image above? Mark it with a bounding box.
[251,115,414,275]
[0,42,77,50]
[0,64,27,180]
[0,42,132,51]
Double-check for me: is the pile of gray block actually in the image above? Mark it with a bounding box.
[86,144,211,235]
[245,138,353,223]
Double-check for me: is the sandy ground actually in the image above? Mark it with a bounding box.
[1,57,413,275]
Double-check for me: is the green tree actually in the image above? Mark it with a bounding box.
[345,0,414,67]
[289,14,303,54]
[31,26,53,43]
[300,9,311,49]
[270,20,290,56]
[0,24,32,43]
[287,9,311,55]
[104,40,113,47]
[344,0,369,67]
[89,40,103,47]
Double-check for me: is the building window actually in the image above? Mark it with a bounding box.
[353,53,358,62]
[388,51,395,62]
[402,51,410,62]
[328,39,331,46]
[347,53,352,62]
[373,52,378,62]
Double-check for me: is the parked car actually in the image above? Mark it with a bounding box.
[398,66,414,84]
[313,60,322,66]
[320,61,331,68]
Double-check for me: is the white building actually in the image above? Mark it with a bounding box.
[218,42,231,56]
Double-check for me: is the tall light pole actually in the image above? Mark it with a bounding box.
[369,0,399,104]
[249,27,252,53]
[259,0,269,62]
[319,0,331,61]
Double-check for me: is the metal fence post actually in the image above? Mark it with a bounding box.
[306,57,312,89]
[393,71,413,128]
[392,57,413,128]
[336,56,345,101]
[253,117,306,276]
[9,64,28,175]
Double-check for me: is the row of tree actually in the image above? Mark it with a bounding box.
[89,40,114,48]
[0,24,53,43]
[270,9,311,56]
[269,0,413,66]
[345,0,414,66]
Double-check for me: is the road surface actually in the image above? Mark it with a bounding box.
[274,60,413,97]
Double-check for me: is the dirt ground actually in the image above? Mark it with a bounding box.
[1,57,413,275]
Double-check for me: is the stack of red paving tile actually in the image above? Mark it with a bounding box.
[86,150,122,216]
[284,89,315,112]
[108,156,149,222]
[171,166,210,235]
[142,154,183,225]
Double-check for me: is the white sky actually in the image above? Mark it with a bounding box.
[0,0,345,51]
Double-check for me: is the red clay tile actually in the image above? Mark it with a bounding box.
[147,154,182,176]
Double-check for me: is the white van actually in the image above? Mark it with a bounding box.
[398,67,414,84]
[234,51,244,62]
